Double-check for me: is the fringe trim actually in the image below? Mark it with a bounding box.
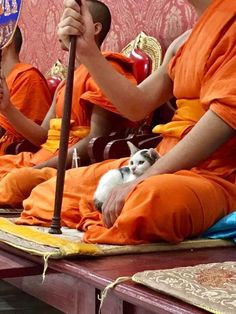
[98,276,131,313]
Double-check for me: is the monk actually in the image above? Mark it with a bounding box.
[0,26,51,155]
[0,0,137,183]
[3,0,236,246]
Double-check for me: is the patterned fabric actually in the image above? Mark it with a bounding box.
[133,262,236,314]
[0,218,233,259]
[18,0,197,74]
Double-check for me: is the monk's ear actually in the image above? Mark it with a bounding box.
[94,22,102,36]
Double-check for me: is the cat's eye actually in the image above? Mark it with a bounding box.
[139,161,145,165]
[130,161,134,165]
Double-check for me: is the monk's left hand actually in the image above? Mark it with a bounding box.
[0,74,10,112]
[102,182,136,228]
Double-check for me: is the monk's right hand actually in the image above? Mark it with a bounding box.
[102,182,136,228]
[0,74,10,113]
[58,0,97,57]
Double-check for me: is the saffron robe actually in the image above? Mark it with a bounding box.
[0,52,136,180]
[5,0,236,244]
[0,64,51,155]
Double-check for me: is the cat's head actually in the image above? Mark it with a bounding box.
[127,141,160,176]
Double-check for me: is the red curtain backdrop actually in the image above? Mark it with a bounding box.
[18,0,197,74]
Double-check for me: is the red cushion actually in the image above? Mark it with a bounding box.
[46,75,62,98]
[129,48,152,84]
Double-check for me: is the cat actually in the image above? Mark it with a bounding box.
[94,141,160,211]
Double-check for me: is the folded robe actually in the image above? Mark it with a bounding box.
[0,63,51,154]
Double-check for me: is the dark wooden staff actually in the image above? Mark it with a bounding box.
[49,0,81,234]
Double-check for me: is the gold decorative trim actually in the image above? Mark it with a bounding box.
[45,59,67,80]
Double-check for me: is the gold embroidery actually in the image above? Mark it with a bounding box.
[1,0,18,16]
[4,0,11,16]
[11,0,18,14]
[196,268,236,288]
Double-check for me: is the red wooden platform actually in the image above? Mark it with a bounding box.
[0,242,235,314]
[0,249,42,278]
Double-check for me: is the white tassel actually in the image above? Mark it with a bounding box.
[41,253,51,283]
[98,276,131,313]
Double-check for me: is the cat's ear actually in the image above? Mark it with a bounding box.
[148,148,160,161]
[127,141,139,156]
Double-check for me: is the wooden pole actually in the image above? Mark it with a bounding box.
[49,0,81,234]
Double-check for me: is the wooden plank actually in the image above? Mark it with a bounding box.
[100,293,124,314]
[6,273,97,314]
[0,250,42,278]
[0,280,61,313]
[46,246,236,314]
[6,273,207,314]
[0,208,22,218]
[0,208,22,215]
[2,244,235,313]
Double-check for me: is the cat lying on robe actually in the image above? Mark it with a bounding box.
[94,141,160,211]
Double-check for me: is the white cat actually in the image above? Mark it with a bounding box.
[94,141,160,211]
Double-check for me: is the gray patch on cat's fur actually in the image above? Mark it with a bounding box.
[94,167,131,212]
[119,166,131,178]
[140,150,157,165]
[94,199,103,212]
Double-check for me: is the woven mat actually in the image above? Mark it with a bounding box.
[0,208,22,215]
[0,218,234,259]
[132,261,236,314]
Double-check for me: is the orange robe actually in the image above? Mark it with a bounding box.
[0,64,51,155]
[6,0,236,244]
[0,52,136,180]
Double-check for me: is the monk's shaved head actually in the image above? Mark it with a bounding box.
[87,0,111,45]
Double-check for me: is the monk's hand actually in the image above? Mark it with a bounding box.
[102,182,136,228]
[58,0,96,56]
[0,74,10,113]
